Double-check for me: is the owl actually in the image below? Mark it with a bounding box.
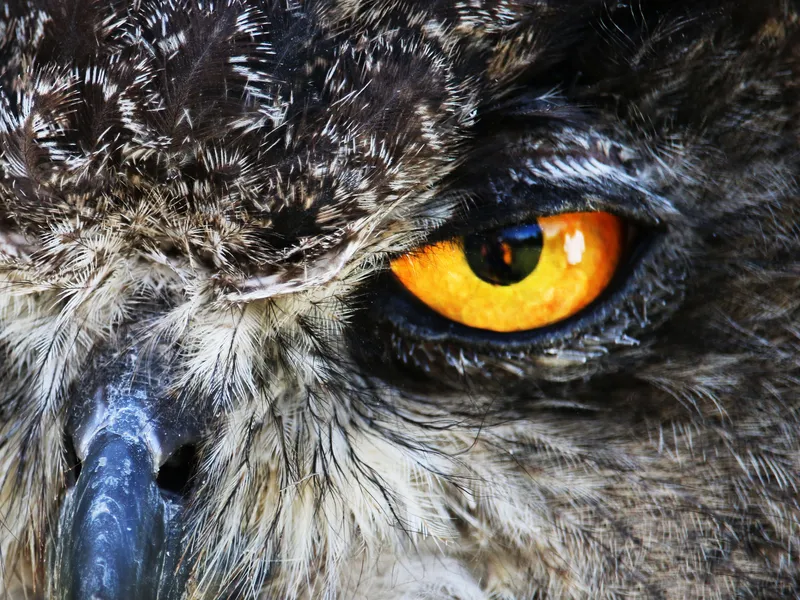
[0,0,798,598]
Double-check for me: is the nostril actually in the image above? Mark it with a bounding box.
[64,434,82,488]
[157,444,199,498]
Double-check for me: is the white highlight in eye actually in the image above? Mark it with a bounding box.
[564,230,586,265]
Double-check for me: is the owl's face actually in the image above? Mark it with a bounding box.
[0,1,798,599]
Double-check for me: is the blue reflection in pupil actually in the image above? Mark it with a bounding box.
[464,222,544,286]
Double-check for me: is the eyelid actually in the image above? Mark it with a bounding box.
[402,184,662,257]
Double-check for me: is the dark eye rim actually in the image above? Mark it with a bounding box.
[371,225,665,350]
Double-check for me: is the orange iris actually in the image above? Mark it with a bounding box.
[390,212,624,332]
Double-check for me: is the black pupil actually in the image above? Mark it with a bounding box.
[464,222,543,286]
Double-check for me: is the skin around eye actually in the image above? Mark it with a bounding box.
[390,212,624,332]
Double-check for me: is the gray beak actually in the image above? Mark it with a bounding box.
[50,346,201,600]
[53,430,187,600]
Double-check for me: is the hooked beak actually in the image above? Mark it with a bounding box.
[53,430,187,600]
[50,348,200,600]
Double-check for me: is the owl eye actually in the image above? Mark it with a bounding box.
[390,212,625,332]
